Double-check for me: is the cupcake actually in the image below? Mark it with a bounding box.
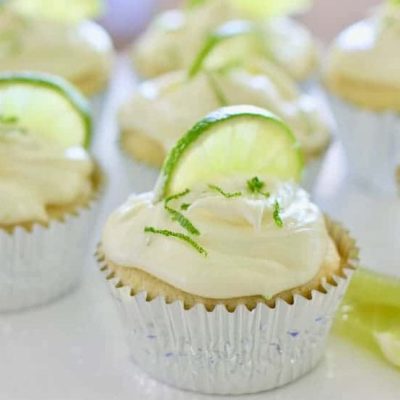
[0,4,113,101]
[120,60,331,192]
[324,2,400,193]
[0,72,103,311]
[98,106,358,395]
[131,0,318,84]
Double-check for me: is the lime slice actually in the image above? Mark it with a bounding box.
[186,0,313,17]
[155,105,304,199]
[375,331,400,368]
[0,72,91,148]
[9,0,104,23]
[345,268,400,309]
[334,268,400,368]
[232,0,312,18]
[334,302,400,368]
[189,20,260,78]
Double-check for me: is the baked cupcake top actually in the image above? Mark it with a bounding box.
[132,0,317,82]
[325,2,400,110]
[120,61,330,164]
[0,129,94,227]
[102,177,339,299]
[0,7,112,95]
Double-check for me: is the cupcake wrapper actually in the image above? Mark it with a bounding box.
[0,197,101,312]
[328,95,400,193]
[98,220,357,395]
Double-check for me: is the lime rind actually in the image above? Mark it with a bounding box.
[155,105,304,200]
[334,267,400,368]
[188,20,258,78]
[0,72,91,148]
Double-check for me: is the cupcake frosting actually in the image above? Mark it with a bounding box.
[133,0,316,81]
[0,8,112,93]
[102,177,337,299]
[325,3,400,110]
[0,130,94,226]
[120,65,330,158]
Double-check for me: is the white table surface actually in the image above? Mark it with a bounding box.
[1,55,399,400]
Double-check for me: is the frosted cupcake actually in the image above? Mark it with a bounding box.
[324,1,400,192]
[0,4,113,97]
[132,0,318,84]
[98,106,358,394]
[120,60,331,192]
[0,72,102,311]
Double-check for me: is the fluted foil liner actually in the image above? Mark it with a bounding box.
[328,95,400,193]
[0,194,101,312]
[98,219,357,395]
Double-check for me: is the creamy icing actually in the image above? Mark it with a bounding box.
[0,7,112,90]
[133,0,316,81]
[326,4,400,88]
[120,65,330,156]
[0,130,94,226]
[102,178,337,299]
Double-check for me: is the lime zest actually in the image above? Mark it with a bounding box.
[188,20,256,78]
[180,203,191,211]
[165,188,191,203]
[273,200,283,228]
[247,176,271,198]
[144,226,208,257]
[164,204,200,236]
[164,189,200,236]
[208,184,242,198]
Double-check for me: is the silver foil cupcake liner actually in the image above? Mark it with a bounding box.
[328,95,400,193]
[0,188,102,312]
[98,219,357,395]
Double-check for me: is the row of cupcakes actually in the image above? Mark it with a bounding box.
[0,70,359,393]
[129,0,400,193]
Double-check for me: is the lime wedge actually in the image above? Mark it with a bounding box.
[189,20,260,78]
[9,0,104,23]
[231,0,313,18]
[155,105,304,199]
[345,268,400,309]
[0,72,91,148]
[333,268,400,368]
[375,331,400,368]
[186,0,313,17]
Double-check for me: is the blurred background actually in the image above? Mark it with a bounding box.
[100,0,381,48]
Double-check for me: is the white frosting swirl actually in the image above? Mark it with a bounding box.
[0,8,112,92]
[102,178,336,299]
[0,130,94,226]
[120,66,330,156]
[326,4,400,88]
[133,0,316,81]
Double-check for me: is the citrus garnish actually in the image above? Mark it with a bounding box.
[0,72,91,148]
[188,20,259,78]
[334,268,400,368]
[155,105,303,200]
